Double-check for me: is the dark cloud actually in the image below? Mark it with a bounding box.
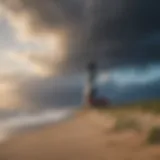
[99,77,160,104]
[66,0,160,72]
[17,75,84,108]
[1,0,160,74]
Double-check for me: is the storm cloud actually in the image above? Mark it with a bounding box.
[0,0,159,74]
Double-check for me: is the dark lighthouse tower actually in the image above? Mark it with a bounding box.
[84,62,110,108]
[84,61,98,107]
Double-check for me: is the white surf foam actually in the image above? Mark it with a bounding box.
[0,108,74,142]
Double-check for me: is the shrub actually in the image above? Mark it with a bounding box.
[147,126,160,144]
[113,117,141,132]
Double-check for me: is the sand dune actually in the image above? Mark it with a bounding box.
[0,110,160,160]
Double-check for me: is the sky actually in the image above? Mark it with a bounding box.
[0,0,160,109]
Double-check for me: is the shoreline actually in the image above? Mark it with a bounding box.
[0,109,79,144]
[1,109,160,160]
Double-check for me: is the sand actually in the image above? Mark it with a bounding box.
[0,110,160,160]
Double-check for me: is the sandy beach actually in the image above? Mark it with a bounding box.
[0,110,160,160]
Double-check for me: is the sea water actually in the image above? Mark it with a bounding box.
[0,108,75,142]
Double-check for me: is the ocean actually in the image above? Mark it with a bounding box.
[0,108,75,142]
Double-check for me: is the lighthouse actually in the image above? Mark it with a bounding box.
[84,62,97,107]
[84,62,110,108]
